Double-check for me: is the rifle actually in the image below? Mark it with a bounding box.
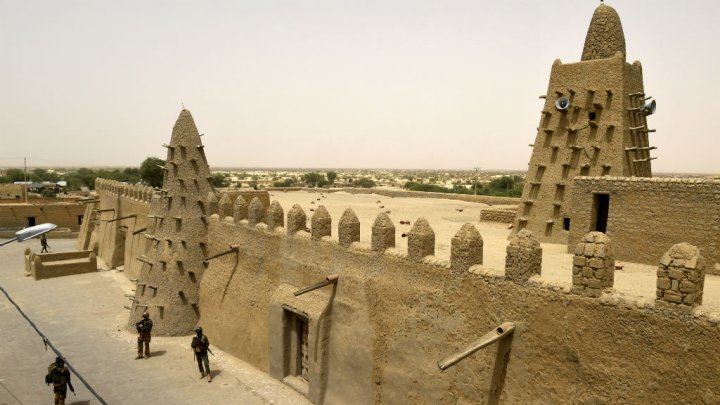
[207,347,214,356]
[68,380,76,396]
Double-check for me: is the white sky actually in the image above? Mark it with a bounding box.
[1,1,719,173]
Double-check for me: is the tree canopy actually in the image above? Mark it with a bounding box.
[140,157,165,187]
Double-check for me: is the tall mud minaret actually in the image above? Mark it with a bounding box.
[513,3,655,243]
[129,109,216,335]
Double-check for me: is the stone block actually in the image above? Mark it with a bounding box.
[671,280,679,290]
[573,256,587,267]
[587,278,603,289]
[595,268,606,279]
[583,244,596,257]
[663,291,682,303]
[589,258,604,269]
[595,244,606,258]
[668,269,684,280]
[574,243,585,255]
[659,253,672,267]
[656,289,664,298]
[656,277,671,289]
[657,268,667,278]
[582,267,593,277]
[688,270,701,282]
[572,275,583,285]
[683,293,698,305]
[573,266,581,275]
[679,281,697,293]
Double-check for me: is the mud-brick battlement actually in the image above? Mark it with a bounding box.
[195,194,720,404]
[569,176,720,273]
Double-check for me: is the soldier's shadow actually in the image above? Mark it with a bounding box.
[68,401,90,405]
[209,369,222,378]
[151,350,167,357]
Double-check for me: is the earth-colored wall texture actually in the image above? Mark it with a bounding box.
[127,109,219,335]
[268,187,520,206]
[0,202,86,231]
[513,3,653,244]
[198,208,720,404]
[91,179,154,271]
[569,176,720,275]
[480,207,517,223]
[0,184,27,200]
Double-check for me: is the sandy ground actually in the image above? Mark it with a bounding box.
[0,239,310,405]
[269,190,720,313]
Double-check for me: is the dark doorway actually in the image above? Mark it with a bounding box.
[592,194,609,233]
[27,217,36,227]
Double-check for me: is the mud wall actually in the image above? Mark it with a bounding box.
[0,202,85,230]
[480,207,517,223]
[267,187,520,206]
[90,179,154,272]
[199,210,720,404]
[569,176,720,273]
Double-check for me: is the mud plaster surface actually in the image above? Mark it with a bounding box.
[269,190,720,313]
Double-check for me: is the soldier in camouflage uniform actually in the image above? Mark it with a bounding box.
[135,312,153,359]
[47,357,71,405]
[191,326,212,382]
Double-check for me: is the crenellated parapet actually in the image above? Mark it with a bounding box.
[656,243,705,307]
[407,217,434,262]
[372,213,395,252]
[218,192,232,218]
[310,206,331,241]
[571,231,614,297]
[197,197,720,404]
[505,229,541,282]
[338,208,360,248]
[267,201,284,231]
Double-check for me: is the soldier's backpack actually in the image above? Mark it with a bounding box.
[45,372,52,385]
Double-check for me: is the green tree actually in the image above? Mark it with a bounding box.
[4,169,25,182]
[303,172,326,187]
[326,171,337,185]
[64,168,96,190]
[139,157,165,187]
[211,173,228,187]
[353,177,375,188]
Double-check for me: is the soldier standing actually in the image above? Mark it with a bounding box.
[46,357,73,405]
[135,312,153,359]
[191,326,212,382]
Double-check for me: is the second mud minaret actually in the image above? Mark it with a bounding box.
[513,3,656,243]
[130,109,216,335]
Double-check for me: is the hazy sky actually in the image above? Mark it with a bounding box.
[2,1,719,172]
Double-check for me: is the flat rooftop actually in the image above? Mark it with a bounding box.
[269,190,720,313]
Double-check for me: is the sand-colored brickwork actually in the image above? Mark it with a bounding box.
[128,109,217,335]
[569,176,720,273]
[514,3,653,244]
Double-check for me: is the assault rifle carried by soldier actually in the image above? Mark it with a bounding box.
[46,356,74,405]
[191,326,213,382]
[135,312,153,359]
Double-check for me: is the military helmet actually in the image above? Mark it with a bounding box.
[142,312,149,318]
[194,326,203,333]
[55,356,64,365]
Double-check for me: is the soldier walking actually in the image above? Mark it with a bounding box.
[135,312,153,359]
[46,356,73,405]
[40,234,50,253]
[191,326,212,382]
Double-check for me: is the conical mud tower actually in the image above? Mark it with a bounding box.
[513,3,654,243]
[129,109,215,335]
